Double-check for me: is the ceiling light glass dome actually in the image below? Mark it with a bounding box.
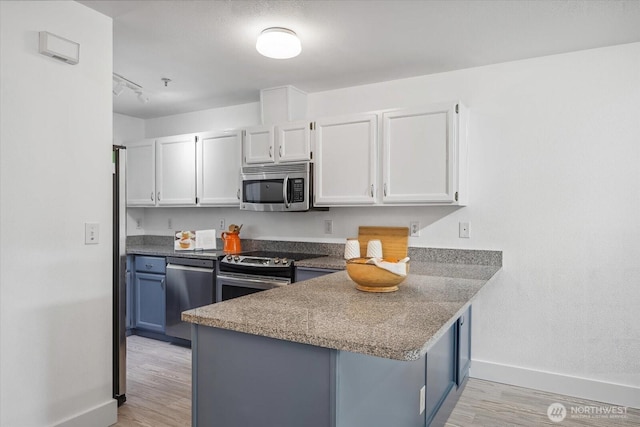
[256,27,301,59]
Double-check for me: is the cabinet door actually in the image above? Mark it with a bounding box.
[244,125,274,164]
[126,268,134,330]
[156,134,197,206]
[126,139,156,206]
[425,323,456,425]
[457,305,471,387]
[276,121,311,162]
[382,104,458,204]
[198,130,242,206]
[314,114,377,206]
[134,272,166,333]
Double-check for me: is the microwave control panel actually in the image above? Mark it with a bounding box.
[290,178,305,202]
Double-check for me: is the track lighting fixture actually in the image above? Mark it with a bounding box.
[136,91,150,104]
[113,73,150,104]
[112,81,125,96]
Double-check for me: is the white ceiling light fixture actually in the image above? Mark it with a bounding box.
[256,27,301,59]
[113,73,150,104]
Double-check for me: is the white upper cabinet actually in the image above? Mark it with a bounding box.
[314,114,378,206]
[243,125,274,164]
[155,134,197,206]
[382,103,468,205]
[243,121,312,165]
[198,130,242,206]
[126,139,156,207]
[276,120,311,162]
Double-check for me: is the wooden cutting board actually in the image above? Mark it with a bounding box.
[357,226,409,261]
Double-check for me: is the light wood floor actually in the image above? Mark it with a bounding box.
[114,335,191,427]
[115,335,639,426]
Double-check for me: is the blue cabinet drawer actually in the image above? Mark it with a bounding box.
[134,256,166,274]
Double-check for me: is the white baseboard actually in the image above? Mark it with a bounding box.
[53,399,117,427]
[470,359,640,409]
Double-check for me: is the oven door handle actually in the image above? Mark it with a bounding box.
[217,274,290,289]
[283,174,291,209]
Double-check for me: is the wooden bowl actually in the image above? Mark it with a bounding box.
[346,257,409,293]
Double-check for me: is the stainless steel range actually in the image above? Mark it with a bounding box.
[216,251,324,302]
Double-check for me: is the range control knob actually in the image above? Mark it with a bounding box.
[282,258,289,266]
[226,255,232,261]
[273,258,280,264]
[233,256,240,262]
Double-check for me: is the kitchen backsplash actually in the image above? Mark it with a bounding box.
[127,235,502,266]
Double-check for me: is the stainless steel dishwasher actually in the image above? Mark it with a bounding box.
[165,257,215,341]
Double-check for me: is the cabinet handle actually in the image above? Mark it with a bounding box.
[279,145,283,158]
[269,146,273,158]
[161,279,165,290]
[237,189,240,199]
[370,184,374,197]
[384,183,387,197]
[460,315,464,326]
[145,264,152,269]
[151,192,154,201]
[157,192,161,201]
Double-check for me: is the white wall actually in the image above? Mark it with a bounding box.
[0,2,116,426]
[145,102,260,138]
[114,112,145,145]
[135,42,640,407]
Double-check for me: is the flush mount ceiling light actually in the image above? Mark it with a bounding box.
[113,73,150,104]
[256,27,301,59]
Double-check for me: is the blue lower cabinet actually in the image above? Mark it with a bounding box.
[192,313,471,427]
[126,268,134,330]
[457,305,471,387]
[425,324,456,426]
[134,272,166,333]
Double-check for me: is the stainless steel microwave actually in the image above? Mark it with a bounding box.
[240,162,314,212]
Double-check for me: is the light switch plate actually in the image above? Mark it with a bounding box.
[85,223,99,244]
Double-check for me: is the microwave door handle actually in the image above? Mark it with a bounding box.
[283,174,291,208]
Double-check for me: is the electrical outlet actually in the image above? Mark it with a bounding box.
[168,218,173,229]
[219,219,225,231]
[410,221,420,237]
[136,218,142,229]
[459,222,470,238]
[419,385,425,414]
[324,219,333,234]
[84,223,99,245]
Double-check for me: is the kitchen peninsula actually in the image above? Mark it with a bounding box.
[183,255,501,427]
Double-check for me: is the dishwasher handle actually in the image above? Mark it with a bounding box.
[166,264,214,274]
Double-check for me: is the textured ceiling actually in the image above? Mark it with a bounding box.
[79,0,640,119]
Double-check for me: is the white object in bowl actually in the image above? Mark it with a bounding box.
[366,239,383,258]
[344,239,360,259]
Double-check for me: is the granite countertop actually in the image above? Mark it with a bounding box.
[182,264,501,361]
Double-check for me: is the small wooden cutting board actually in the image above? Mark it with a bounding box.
[357,226,409,261]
